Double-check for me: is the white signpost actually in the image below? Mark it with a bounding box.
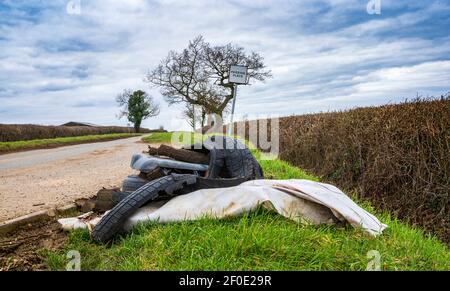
[228,65,248,135]
[229,65,248,84]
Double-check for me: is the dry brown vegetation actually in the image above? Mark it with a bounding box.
[0,124,154,142]
[234,96,450,243]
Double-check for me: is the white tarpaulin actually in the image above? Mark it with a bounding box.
[59,179,387,236]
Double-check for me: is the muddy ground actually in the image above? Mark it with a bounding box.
[0,219,67,271]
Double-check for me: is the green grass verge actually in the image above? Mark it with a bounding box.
[142,132,174,143]
[0,133,142,153]
[142,131,204,146]
[44,132,450,270]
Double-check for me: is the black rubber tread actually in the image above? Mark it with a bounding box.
[184,136,263,179]
[122,175,149,193]
[91,174,197,243]
[224,143,254,178]
[202,135,263,180]
[207,147,226,178]
[178,176,251,194]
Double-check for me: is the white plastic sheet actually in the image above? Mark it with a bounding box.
[58,179,387,236]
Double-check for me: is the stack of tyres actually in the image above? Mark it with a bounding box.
[92,136,264,242]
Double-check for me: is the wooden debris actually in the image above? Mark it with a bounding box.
[147,144,209,164]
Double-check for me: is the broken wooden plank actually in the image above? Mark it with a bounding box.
[147,144,209,164]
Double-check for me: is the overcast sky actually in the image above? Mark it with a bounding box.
[1,0,449,130]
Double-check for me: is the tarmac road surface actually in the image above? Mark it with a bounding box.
[0,135,154,222]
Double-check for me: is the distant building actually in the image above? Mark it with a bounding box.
[61,122,100,127]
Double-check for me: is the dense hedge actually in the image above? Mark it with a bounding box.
[0,124,155,142]
[235,97,449,243]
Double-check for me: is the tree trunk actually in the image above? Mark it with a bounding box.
[147,144,209,164]
[134,119,142,133]
[191,104,196,131]
[201,108,206,128]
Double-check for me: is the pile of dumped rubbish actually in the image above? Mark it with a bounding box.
[59,135,387,242]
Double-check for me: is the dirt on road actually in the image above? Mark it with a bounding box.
[0,135,154,222]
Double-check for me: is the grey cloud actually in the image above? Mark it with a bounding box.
[72,101,96,108]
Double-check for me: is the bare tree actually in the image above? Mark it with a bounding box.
[145,36,271,121]
[202,40,272,115]
[182,104,208,131]
[116,89,160,133]
[182,104,197,131]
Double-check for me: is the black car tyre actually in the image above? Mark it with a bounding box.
[91,174,197,243]
[206,136,262,179]
[122,175,149,194]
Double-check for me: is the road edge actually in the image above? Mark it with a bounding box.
[0,203,78,236]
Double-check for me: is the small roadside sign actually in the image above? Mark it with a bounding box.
[229,65,248,84]
[227,65,248,135]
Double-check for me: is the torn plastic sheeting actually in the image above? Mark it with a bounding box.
[130,153,209,173]
[59,179,387,236]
